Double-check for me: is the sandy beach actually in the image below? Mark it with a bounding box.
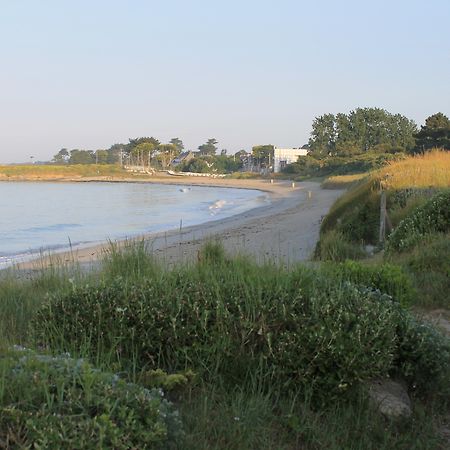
[11,176,344,271]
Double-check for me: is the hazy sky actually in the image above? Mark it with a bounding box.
[0,0,449,163]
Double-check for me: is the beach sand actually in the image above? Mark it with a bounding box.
[13,177,344,272]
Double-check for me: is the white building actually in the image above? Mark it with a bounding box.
[273,147,308,173]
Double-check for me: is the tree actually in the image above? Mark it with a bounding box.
[157,143,179,169]
[69,150,95,164]
[413,113,450,153]
[198,138,218,156]
[95,150,109,164]
[308,108,417,158]
[52,148,69,164]
[252,145,274,167]
[169,137,184,153]
[308,114,336,158]
[131,142,157,166]
[181,158,210,173]
[107,144,125,164]
[235,149,248,158]
[126,137,160,159]
[220,149,227,156]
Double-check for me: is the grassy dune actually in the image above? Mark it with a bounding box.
[320,151,450,240]
[317,151,450,308]
[0,164,132,180]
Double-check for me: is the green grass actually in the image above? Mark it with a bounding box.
[1,243,449,448]
[386,233,450,308]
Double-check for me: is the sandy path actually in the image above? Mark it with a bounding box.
[12,178,344,272]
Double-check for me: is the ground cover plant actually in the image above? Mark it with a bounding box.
[386,191,450,253]
[0,347,181,449]
[33,247,449,401]
[319,260,417,307]
[1,243,450,448]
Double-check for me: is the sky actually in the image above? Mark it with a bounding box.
[0,0,449,164]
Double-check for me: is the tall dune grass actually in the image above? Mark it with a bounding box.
[319,150,450,245]
[380,150,450,190]
[321,173,369,190]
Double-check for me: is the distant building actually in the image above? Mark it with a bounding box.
[171,151,195,167]
[273,147,308,173]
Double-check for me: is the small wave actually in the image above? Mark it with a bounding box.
[209,199,227,210]
[19,223,82,233]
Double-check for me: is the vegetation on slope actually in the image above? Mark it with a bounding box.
[1,241,449,448]
[318,151,450,245]
[316,151,450,308]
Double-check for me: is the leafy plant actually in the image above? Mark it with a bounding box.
[386,191,450,253]
[0,347,182,449]
[32,257,449,400]
[321,260,417,307]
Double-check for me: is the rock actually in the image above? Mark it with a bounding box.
[367,379,412,419]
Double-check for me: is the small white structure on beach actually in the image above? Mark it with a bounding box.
[273,147,308,173]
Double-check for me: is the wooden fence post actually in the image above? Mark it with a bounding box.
[379,190,387,244]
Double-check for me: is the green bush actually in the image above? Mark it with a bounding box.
[32,260,450,399]
[386,233,450,307]
[386,191,450,253]
[395,314,450,392]
[0,347,182,449]
[283,152,404,178]
[321,260,417,307]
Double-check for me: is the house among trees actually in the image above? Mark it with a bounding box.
[171,151,195,167]
[273,147,308,172]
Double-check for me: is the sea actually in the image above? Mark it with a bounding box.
[0,182,267,268]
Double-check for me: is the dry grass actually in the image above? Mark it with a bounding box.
[0,164,129,180]
[379,150,450,190]
[322,173,369,189]
[319,150,450,245]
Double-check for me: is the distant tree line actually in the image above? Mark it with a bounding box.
[51,110,449,174]
[284,110,449,177]
[307,109,449,158]
[51,137,247,174]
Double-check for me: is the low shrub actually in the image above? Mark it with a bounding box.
[321,260,417,307]
[396,314,450,394]
[386,233,450,307]
[314,230,366,261]
[386,191,450,253]
[33,259,450,400]
[0,347,182,449]
[283,153,404,178]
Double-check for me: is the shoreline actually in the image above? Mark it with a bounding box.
[5,177,344,273]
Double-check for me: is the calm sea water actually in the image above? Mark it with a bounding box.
[0,182,267,267]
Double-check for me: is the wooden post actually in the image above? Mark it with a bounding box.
[379,190,387,243]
